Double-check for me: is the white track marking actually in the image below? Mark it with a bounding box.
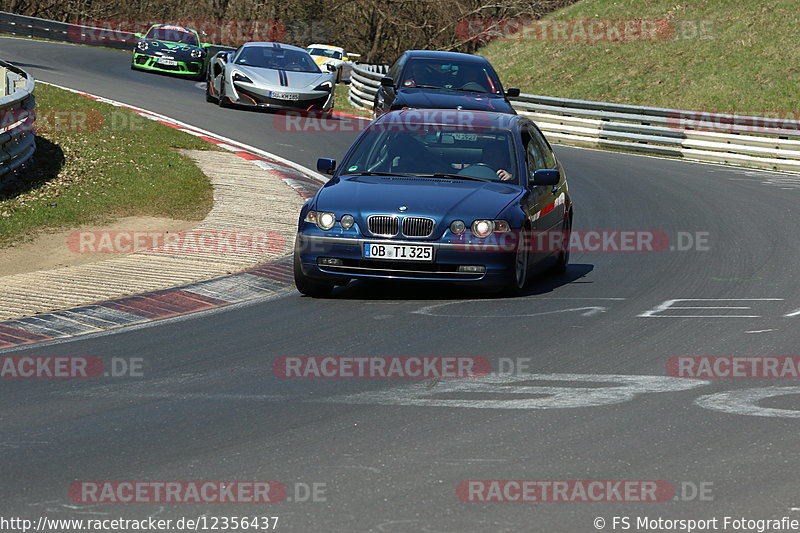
[321,373,709,410]
[638,298,784,318]
[696,387,800,418]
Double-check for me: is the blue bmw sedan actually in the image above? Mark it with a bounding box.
[293,109,573,296]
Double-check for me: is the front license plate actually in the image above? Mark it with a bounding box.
[363,242,434,261]
[158,59,178,66]
[270,91,300,101]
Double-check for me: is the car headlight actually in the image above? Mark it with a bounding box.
[191,49,204,59]
[305,210,336,231]
[232,72,253,83]
[471,220,510,238]
[136,41,148,51]
[340,214,355,230]
[313,81,333,92]
[450,220,466,235]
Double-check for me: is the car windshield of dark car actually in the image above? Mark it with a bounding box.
[145,27,199,46]
[340,126,518,183]
[235,47,321,73]
[399,59,502,94]
[308,48,343,60]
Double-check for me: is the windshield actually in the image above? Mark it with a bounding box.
[308,48,343,60]
[145,27,199,46]
[340,126,518,183]
[235,46,321,72]
[399,58,502,94]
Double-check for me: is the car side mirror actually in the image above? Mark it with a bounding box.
[506,87,520,97]
[342,56,349,62]
[202,42,211,48]
[326,63,337,72]
[134,33,143,38]
[531,169,560,186]
[317,158,337,175]
[380,76,394,87]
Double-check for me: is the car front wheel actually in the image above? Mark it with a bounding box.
[501,227,529,295]
[293,251,334,297]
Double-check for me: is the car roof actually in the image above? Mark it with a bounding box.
[240,42,308,53]
[373,109,520,130]
[402,50,490,63]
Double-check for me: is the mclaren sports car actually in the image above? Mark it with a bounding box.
[206,42,337,113]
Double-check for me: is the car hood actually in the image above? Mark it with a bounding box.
[142,40,201,54]
[394,88,516,114]
[316,175,521,238]
[233,65,332,89]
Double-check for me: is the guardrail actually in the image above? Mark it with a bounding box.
[0,60,35,178]
[348,63,388,112]
[347,65,800,173]
[0,11,235,55]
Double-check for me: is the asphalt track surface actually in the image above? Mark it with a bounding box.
[3,37,800,532]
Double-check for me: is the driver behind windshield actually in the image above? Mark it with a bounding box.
[482,140,513,181]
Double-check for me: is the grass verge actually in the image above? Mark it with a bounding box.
[334,86,372,118]
[0,83,214,247]
[481,0,800,112]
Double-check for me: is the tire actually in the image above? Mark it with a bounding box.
[501,227,529,295]
[551,213,571,275]
[293,251,334,297]
[217,80,231,108]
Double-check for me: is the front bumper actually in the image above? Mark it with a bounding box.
[132,53,205,76]
[231,83,333,111]
[295,233,515,287]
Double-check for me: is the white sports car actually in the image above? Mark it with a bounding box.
[306,44,359,83]
[206,42,337,113]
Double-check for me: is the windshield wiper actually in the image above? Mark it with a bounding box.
[422,173,492,182]
[343,171,419,177]
[444,87,492,94]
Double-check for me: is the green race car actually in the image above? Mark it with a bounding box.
[131,24,210,79]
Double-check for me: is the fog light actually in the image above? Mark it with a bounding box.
[318,257,343,266]
[458,265,486,273]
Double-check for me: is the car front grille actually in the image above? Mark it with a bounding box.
[368,215,399,236]
[402,217,435,238]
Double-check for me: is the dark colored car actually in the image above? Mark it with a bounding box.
[293,109,572,297]
[372,50,520,117]
[131,24,210,80]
